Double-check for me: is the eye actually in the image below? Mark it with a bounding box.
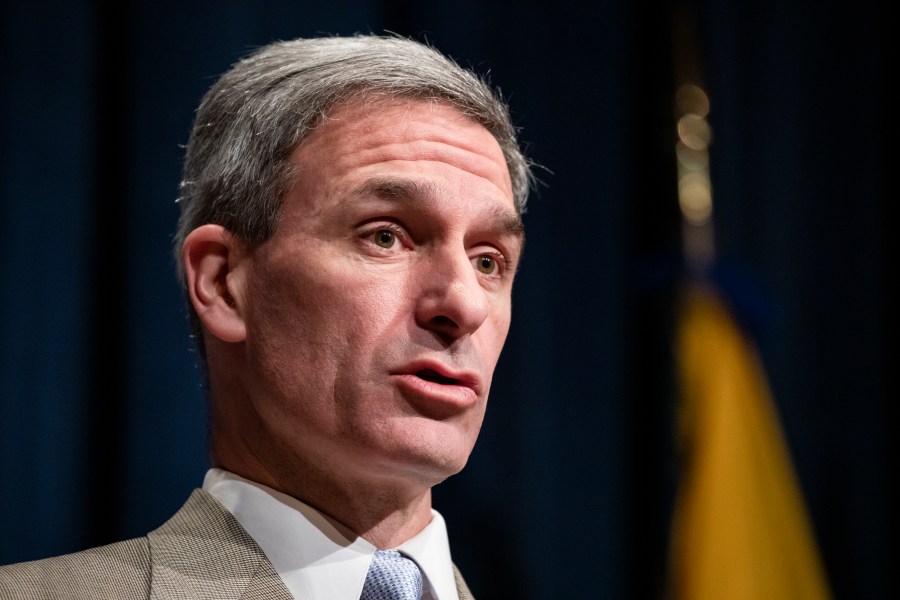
[474,254,498,275]
[373,229,397,248]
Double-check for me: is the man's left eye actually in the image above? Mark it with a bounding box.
[474,255,498,274]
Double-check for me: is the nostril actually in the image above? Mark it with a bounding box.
[430,315,456,328]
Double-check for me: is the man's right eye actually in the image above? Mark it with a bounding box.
[373,230,397,248]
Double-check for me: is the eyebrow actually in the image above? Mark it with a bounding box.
[350,177,525,240]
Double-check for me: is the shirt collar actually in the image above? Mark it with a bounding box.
[202,468,459,600]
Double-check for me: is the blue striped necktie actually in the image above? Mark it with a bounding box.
[360,549,424,600]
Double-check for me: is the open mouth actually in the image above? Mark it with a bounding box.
[394,365,480,411]
[416,369,459,385]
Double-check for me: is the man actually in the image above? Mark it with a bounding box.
[0,34,531,599]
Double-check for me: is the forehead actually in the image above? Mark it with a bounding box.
[289,97,515,204]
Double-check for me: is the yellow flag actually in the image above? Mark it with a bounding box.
[666,285,831,600]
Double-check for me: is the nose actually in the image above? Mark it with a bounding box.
[415,249,489,344]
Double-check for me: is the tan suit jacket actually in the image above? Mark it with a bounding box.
[0,488,475,599]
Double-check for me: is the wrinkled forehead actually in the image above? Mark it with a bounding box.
[291,93,514,200]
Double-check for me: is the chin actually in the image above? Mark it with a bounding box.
[375,439,475,488]
[419,441,477,483]
[349,414,480,484]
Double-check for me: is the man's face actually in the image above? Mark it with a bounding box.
[231,99,523,490]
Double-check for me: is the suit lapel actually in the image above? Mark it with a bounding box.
[147,487,476,600]
[148,488,293,600]
[453,563,476,600]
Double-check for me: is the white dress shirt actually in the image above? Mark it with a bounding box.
[202,468,460,600]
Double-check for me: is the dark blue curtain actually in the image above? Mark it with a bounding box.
[0,1,890,598]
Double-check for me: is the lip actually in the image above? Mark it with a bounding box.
[391,359,483,414]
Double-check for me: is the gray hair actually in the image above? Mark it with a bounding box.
[175,34,532,280]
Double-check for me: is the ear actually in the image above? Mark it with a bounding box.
[182,224,247,343]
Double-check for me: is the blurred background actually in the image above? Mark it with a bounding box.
[0,1,891,598]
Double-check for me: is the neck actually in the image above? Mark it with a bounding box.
[211,443,435,549]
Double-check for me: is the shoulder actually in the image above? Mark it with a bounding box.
[0,536,150,599]
[0,489,287,600]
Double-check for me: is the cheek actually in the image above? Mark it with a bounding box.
[241,260,345,393]
[482,301,513,361]
[245,260,409,377]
